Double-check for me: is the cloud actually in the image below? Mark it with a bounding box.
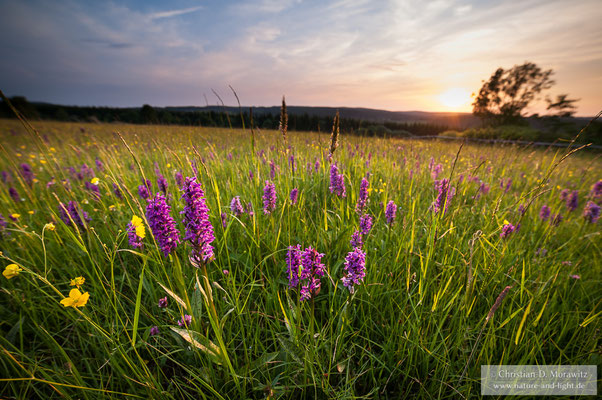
[148,5,204,20]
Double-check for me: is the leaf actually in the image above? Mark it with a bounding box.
[170,327,222,365]
[157,281,187,310]
[276,334,303,365]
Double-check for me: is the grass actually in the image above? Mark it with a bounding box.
[0,118,600,399]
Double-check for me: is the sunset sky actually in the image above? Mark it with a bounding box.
[0,0,600,115]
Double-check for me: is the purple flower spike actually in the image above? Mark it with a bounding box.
[566,190,578,212]
[175,171,184,188]
[158,296,168,308]
[341,247,366,293]
[230,196,244,216]
[359,214,373,235]
[138,184,151,199]
[9,187,20,203]
[583,201,600,223]
[432,179,455,214]
[385,200,397,225]
[150,326,160,336]
[157,175,168,194]
[20,163,34,186]
[299,247,326,301]
[329,164,346,197]
[356,178,369,214]
[539,205,551,221]
[178,314,192,328]
[290,188,299,205]
[146,193,180,257]
[286,245,302,289]
[500,223,519,239]
[181,177,215,263]
[263,181,277,214]
[350,231,363,248]
[590,180,602,203]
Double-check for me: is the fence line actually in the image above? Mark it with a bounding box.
[399,135,602,149]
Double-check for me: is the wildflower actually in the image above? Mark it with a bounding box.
[0,214,6,236]
[20,163,34,186]
[127,215,146,248]
[181,177,214,263]
[58,201,89,230]
[90,177,100,185]
[432,179,455,214]
[359,213,373,235]
[583,201,600,223]
[350,231,363,248]
[230,196,244,216]
[566,190,578,211]
[550,213,563,227]
[222,269,229,275]
[3,264,22,279]
[247,202,255,217]
[221,212,227,228]
[590,180,602,203]
[175,171,184,188]
[356,178,370,214]
[299,247,326,301]
[10,213,20,221]
[80,163,94,180]
[146,194,180,257]
[431,164,443,180]
[262,181,277,214]
[178,314,192,328]
[518,204,526,215]
[85,181,101,199]
[158,296,168,308]
[329,164,346,197]
[385,200,397,225]
[500,222,519,239]
[157,175,168,194]
[341,247,366,293]
[9,187,20,203]
[569,274,580,280]
[290,188,299,205]
[286,245,302,289]
[2,170,12,183]
[559,189,569,201]
[269,160,277,180]
[150,326,160,336]
[95,157,104,172]
[539,205,551,221]
[60,288,90,308]
[138,184,151,200]
[70,276,85,288]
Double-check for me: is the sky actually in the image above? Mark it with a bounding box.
[0,0,600,115]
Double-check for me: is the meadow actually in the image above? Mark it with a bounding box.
[0,118,600,399]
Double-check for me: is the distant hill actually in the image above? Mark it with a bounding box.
[166,105,480,129]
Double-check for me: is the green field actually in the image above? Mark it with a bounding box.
[0,119,600,399]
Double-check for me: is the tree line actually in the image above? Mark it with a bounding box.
[0,97,449,137]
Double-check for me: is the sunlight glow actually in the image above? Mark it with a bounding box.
[438,88,471,110]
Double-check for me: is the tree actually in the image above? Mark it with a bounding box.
[545,94,579,117]
[472,62,555,125]
[140,104,158,124]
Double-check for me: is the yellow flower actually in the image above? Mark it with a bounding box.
[60,288,90,308]
[10,213,20,219]
[90,177,99,185]
[109,205,116,210]
[40,159,47,164]
[3,264,23,279]
[130,215,146,238]
[16,153,22,157]
[70,276,85,288]
[45,222,56,231]
[166,163,171,168]
[28,210,34,215]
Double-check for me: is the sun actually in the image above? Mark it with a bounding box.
[438,88,471,110]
